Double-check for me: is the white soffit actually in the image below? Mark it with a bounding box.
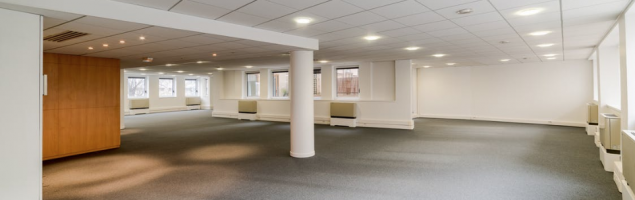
[0,0,318,50]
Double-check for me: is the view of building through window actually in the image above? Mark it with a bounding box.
[184,79,198,96]
[272,71,289,97]
[246,73,260,97]
[159,78,175,97]
[314,69,321,97]
[127,77,147,98]
[336,67,359,97]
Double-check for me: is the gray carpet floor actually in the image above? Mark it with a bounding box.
[43,110,620,200]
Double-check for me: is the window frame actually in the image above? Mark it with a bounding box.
[335,66,360,99]
[184,78,199,97]
[313,69,321,98]
[158,77,176,98]
[245,72,260,98]
[271,71,290,98]
[127,76,148,99]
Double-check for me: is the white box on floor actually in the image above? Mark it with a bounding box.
[600,145,621,172]
[238,113,257,121]
[624,180,635,200]
[587,124,598,136]
[616,161,625,193]
[330,118,356,127]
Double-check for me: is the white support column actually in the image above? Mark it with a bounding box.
[260,68,271,99]
[620,11,635,130]
[358,62,373,100]
[0,8,42,199]
[321,65,334,100]
[289,50,315,158]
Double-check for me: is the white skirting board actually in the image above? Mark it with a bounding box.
[237,113,257,121]
[623,180,635,200]
[330,118,356,127]
[587,124,598,136]
[599,145,621,172]
[213,111,413,129]
[415,114,585,127]
[187,105,201,110]
[615,161,625,193]
[129,108,149,115]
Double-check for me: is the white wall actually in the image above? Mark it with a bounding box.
[123,74,211,113]
[212,60,414,129]
[417,60,593,127]
[0,8,42,199]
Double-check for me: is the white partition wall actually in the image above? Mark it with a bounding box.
[0,8,42,200]
[620,9,635,130]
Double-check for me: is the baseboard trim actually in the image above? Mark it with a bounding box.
[150,106,188,113]
[43,145,120,161]
[212,112,411,129]
[416,114,585,127]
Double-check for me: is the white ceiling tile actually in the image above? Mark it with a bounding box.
[113,0,181,10]
[343,0,404,9]
[285,28,327,37]
[426,27,469,37]
[238,0,297,19]
[562,0,629,10]
[268,0,329,9]
[399,33,433,41]
[462,20,510,32]
[371,0,430,19]
[336,11,387,26]
[43,17,67,29]
[412,20,459,32]
[379,27,421,37]
[75,16,150,32]
[498,1,560,20]
[360,20,407,32]
[155,39,202,49]
[217,12,270,27]
[393,12,445,26]
[435,1,497,19]
[307,20,353,32]
[256,21,298,32]
[305,1,364,19]
[451,12,504,26]
[170,0,232,19]
[415,0,480,10]
[190,0,254,10]
[488,0,557,10]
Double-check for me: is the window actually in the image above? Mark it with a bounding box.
[336,67,359,98]
[246,73,260,97]
[272,71,289,98]
[127,77,147,98]
[159,78,176,97]
[204,78,209,97]
[314,69,321,97]
[185,79,198,96]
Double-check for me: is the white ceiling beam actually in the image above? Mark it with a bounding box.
[0,0,318,50]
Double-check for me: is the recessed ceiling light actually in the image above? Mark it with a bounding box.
[456,8,473,14]
[245,66,253,68]
[294,17,313,24]
[515,8,544,16]
[500,59,511,62]
[189,74,194,75]
[119,40,125,44]
[166,64,173,67]
[197,61,203,64]
[158,72,164,75]
[139,36,145,40]
[363,35,381,41]
[432,54,446,57]
[543,54,557,57]
[212,53,217,57]
[102,44,109,47]
[208,73,213,75]
[547,57,557,60]
[319,60,329,63]
[139,68,147,71]
[529,31,551,36]
[217,68,224,70]
[499,41,510,44]
[446,63,456,66]
[405,47,420,51]
[141,73,146,75]
[423,66,431,68]
[177,71,184,73]
[88,47,93,50]
[537,43,555,47]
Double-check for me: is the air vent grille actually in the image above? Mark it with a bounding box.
[43,31,89,42]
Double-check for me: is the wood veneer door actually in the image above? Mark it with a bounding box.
[42,110,58,159]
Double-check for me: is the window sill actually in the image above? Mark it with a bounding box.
[128,97,149,99]
[159,96,177,99]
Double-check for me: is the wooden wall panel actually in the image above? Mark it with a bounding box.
[42,110,58,159]
[43,53,120,160]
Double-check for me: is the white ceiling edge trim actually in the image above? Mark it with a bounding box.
[0,0,318,50]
